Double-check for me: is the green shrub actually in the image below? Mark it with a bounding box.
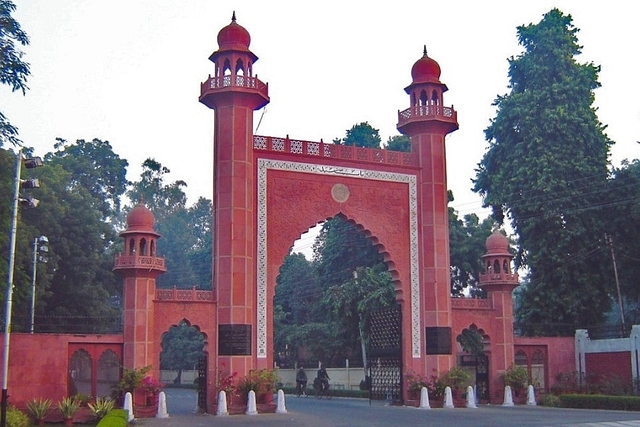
[558,394,640,411]
[6,406,29,427]
[88,396,115,420]
[539,393,561,407]
[97,408,129,427]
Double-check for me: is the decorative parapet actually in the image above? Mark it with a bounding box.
[253,135,419,167]
[156,286,214,302]
[397,105,457,128]
[450,298,493,310]
[479,272,519,284]
[200,75,268,97]
[113,254,166,271]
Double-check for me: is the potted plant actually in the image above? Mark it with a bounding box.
[58,397,81,426]
[405,371,428,401]
[87,396,115,421]
[141,376,164,405]
[26,398,52,426]
[503,364,529,399]
[443,366,471,399]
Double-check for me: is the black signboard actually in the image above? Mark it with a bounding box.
[425,326,452,355]
[218,324,252,355]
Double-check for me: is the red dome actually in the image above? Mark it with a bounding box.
[126,203,156,233]
[217,12,251,51]
[485,231,511,256]
[411,46,441,84]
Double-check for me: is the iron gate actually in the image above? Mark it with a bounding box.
[197,356,207,412]
[368,304,402,404]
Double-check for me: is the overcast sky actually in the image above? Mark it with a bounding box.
[3,1,638,232]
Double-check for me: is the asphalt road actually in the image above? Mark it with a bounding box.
[135,388,640,427]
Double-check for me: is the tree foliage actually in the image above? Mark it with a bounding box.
[0,0,30,147]
[333,122,381,148]
[160,320,205,382]
[448,191,495,297]
[473,9,614,333]
[384,135,411,152]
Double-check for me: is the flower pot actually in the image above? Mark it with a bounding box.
[63,417,73,426]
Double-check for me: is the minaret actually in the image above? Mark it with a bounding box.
[199,13,269,374]
[113,203,166,374]
[479,231,519,393]
[397,46,458,371]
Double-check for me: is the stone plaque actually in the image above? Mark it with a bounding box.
[218,324,252,356]
[425,326,452,355]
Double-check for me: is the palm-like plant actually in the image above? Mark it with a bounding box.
[58,397,81,419]
[88,396,115,420]
[26,398,52,422]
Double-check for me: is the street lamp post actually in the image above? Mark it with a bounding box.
[29,235,48,334]
[1,152,42,427]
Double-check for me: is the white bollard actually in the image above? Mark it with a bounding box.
[217,390,229,416]
[123,392,134,422]
[276,389,288,414]
[466,386,477,408]
[419,386,431,409]
[526,384,536,406]
[443,386,454,408]
[502,385,514,406]
[156,391,169,418]
[246,390,258,415]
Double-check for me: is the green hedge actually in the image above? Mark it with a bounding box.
[558,394,640,411]
[97,408,129,427]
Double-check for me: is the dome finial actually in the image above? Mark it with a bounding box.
[232,11,237,22]
[423,45,428,57]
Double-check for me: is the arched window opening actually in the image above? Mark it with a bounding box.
[493,260,501,274]
[150,240,156,257]
[97,350,120,398]
[69,349,92,398]
[486,261,492,273]
[140,238,147,256]
[235,59,245,75]
[515,350,528,367]
[531,350,546,389]
[431,90,439,105]
[129,238,135,255]
[222,58,232,76]
[503,260,510,274]
[419,90,428,106]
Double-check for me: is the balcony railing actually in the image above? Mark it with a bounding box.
[113,254,167,271]
[253,135,419,167]
[397,105,457,128]
[200,75,268,97]
[451,298,492,310]
[156,286,214,302]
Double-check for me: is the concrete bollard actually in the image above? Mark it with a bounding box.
[246,390,258,415]
[502,385,514,406]
[526,384,536,406]
[124,392,134,422]
[276,389,288,414]
[419,386,431,409]
[444,386,454,408]
[466,386,477,408]
[217,390,229,416]
[156,391,169,418]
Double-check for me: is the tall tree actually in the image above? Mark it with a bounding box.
[385,135,411,152]
[473,9,614,333]
[333,122,381,149]
[448,191,495,297]
[0,0,30,147]
[160,320,205,384]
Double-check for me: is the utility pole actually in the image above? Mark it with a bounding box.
[605,234,625,332]
[2,152,43,427]
[29,236,48,333]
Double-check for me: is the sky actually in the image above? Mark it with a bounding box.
[3,1,639,246]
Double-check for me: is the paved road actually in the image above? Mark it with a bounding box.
[135,389,640,427]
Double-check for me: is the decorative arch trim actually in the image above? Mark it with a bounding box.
[256,159,421,358]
